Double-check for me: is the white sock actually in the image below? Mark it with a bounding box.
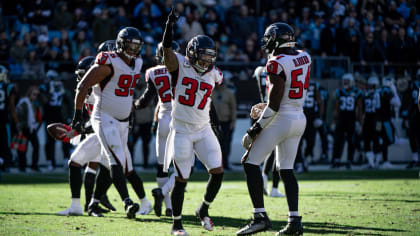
[161,174,175,196]
[413,153,419,162]
[289,211,299,217]
[140,197,149,205]
[254,208,265,213]
[85,167,97,174]
[71,198,81,207]
[156,177,169,189]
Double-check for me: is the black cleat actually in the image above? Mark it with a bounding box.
[85,202,109,213]
[152,188,164,217]
[88,202,104,217]
[124,199,139,219]
[276,216,303,235]
[165,208,173,217]
[100,194,116,211]
[236,212,272,235]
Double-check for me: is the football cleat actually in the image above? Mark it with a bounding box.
[275,216,303,235]
[88,202,104,217]
[195,207,214,231]
[85,202,109,213]
[137,199,153,215]
[57,204,83,216]
[166,208,173,217]
[270,188,285,198]
[171,229,188,235]
[124,199,139,219]
[381,161,394,169]
[152,188,164,217]
[236,212,272,235]
[100,194,116,211]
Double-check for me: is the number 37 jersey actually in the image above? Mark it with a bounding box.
[172,53,223,125]
[265,50,311,112]
[92,51,143,120]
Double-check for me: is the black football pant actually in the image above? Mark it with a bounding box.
[408,118,420,154]
[220,121,233,169]
[363,116,380,153]
[0,123,12,169]
[332,120,355,163]
[129,122,152,168]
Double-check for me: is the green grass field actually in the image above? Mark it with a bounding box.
[0,170,419,235]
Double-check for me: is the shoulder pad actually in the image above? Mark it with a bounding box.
[95,52,112,65]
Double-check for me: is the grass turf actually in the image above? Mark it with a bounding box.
[0,170,419,235]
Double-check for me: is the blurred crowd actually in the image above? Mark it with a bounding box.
[0,0,419,79]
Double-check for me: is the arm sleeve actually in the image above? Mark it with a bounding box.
[136,80,157,109]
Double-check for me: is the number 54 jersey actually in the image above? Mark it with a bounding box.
[172,53,223,126]
[266,50,311,112]
[92,52,142,120]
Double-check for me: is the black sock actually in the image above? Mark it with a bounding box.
[110,165,129,201]
[203,172,224,203]
[272,170,280,189]
[127,172,146,199]
[94,165,112,199]
[171,181,187,229]
[243,163,264,209]
[280,169,299,211]
[84,172,96,205]
[69,165,82,198]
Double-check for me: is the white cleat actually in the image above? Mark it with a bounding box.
[270,188,285,198]
[137,199,152,215]
[262,174,269,195]
[57,205,83,216]
[199,216,214,231]
[171,229,188,235]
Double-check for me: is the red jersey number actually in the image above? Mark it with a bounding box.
[115,74,140,97]
[178,77,213,110]
[288,67,310,99]
[155,76,171,103]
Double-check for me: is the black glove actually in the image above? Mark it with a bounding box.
[71,109,84,134]
[151,122,158,136]
[247,122,262,139]
[166,7,178,25]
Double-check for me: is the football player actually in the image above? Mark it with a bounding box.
[134,41,181,217]
[70,27,152,219]
[253,66,284,197]
[161,9,224,235]
[0,65,18,171]
[39,69,71,171]
[376,76,400,168]
[237,22,309,235]
[363,76,381,168]
[316,85,329,163]
[331,73,363,169]
[405,69,420,168]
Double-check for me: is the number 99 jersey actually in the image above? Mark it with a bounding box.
[92,52,143,120]
[265,50,311,112]
[172,53,223,126]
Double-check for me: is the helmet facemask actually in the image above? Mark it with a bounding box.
[192,48,216,73]
[119,40,143,60]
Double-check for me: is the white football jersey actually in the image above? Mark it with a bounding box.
[172,53,223,125]
[145,65,172,114]
[265,50,311,111]
[91,52,142,120]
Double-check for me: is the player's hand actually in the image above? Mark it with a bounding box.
[70,109,84,134]
[242,133,253,150]
[250,103,267,119]
[166,7,178,25]
[151,122,158,136]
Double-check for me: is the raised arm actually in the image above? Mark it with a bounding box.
[162,8,179,73]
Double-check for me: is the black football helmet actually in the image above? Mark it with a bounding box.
[261,22,295,54]
[156,41,180,64]
[116,27,144,59]
[75,56,95,82]
[186,35,217,73]
[0,65,9,82]
[98,40,116,53]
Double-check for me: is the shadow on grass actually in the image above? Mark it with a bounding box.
[0,211,408,235]
[304,193,420,203]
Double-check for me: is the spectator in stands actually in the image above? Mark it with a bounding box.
[180,9,204,43]
[16,86,41,172]
[59,30,72,53]
[230,5,256,49]
[23,50,45,79]
[360,32,387,65]
[10,39,26,63]
[71,30,91,61]
[0,32,11,61]
[36,34,50,60]
[389,26,415,64]
[59,49,75,75]
[53,2,73,30]
[320,17,337,56]
[92,9,116,46]
[201,7,223,40]
[115,7,131,31]
[377,29,390,65]
[73,8,89,30]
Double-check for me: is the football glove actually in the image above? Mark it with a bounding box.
[242,133,253,150]
[166,8,178,25]
[250,103,267,119]
[71,109,85,134]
